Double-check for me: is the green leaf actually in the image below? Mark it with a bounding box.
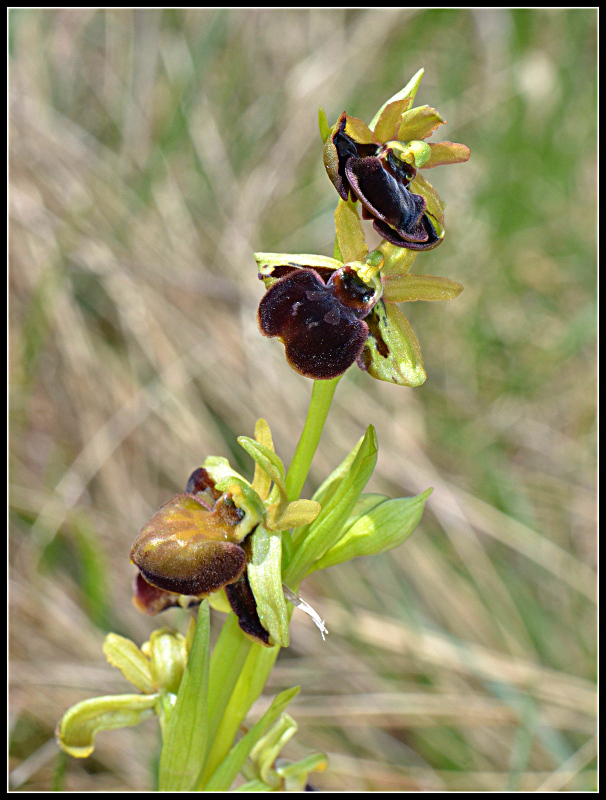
[285,426,378,585]
[308,435,365,510]
[359,300,426,387]
[206,614,254,747]
[102,634,155,694]
[203,687,300,791]
[57,693,158,758]
[247,525,290,647]
[200,643,281,786]
[158,602,211,791]
[310,489,432,573]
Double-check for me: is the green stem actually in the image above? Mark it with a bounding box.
[197,376,339,788]
[285,377,340,501]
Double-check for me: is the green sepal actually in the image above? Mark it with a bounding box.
[57,692,159,758]
[285,426,378,584]
[102,633,155,694]
[309,489,433,573]
[158,602,211,791]
[424,141,471,168]
[308,435,366,510]
[398,105,445,142]
[203,687,300,791]
[213,475,266,539]
[369,68,424,132]
[318,106,330,143]
[334,199,368,263]
[247,525,290,647]
[383,273,463,304]
[360,300,426,387]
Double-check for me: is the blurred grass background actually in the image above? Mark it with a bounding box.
[9,8,596,791]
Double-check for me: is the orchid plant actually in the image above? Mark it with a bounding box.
[57,69,469,791]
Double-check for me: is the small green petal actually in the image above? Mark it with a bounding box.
[369,68,425,131]
[398,105,445,142]
[383,274,463,303]
[310,489,432,572]
[247,525,290,648]
[423,141,471,168]
[334,199,368,263]
[148,629,188,695]
[102,633,155,694]
[359,301,426,387]
[57,693,159,758]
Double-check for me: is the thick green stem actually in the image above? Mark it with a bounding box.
[285,377,340,502]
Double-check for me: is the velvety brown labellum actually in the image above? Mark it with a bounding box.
[258,267,378,380]
[130,494,247,597]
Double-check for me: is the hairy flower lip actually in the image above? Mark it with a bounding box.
[131,466,284,646]
[257,266,380,381]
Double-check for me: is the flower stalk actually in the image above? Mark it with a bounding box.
[57,69,468,791]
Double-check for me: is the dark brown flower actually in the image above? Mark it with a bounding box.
[257,265,380,380]
[131,467,272,646]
